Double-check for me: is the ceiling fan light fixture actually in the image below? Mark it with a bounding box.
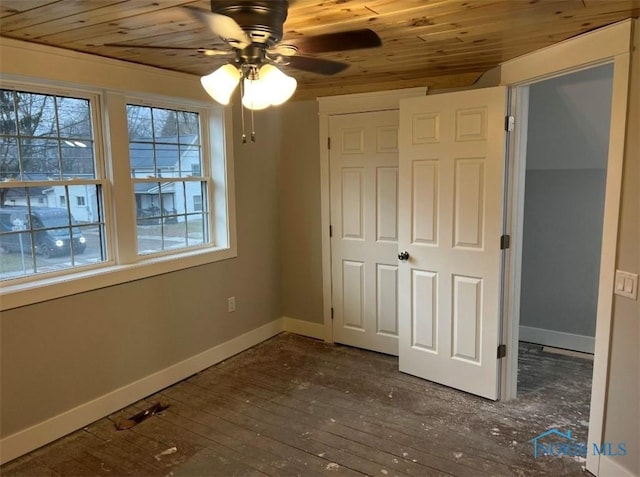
[200,64,241,105]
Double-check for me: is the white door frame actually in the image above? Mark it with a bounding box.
[500,20,633,476]
[318,87,427,344]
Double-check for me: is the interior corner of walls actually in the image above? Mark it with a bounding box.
[0,318,284,466]
[282,316,326,341]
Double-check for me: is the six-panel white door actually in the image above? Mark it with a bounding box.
[398,87,507,400]
[330,110,400,355]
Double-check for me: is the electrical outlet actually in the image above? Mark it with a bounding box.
[227,296,236,312]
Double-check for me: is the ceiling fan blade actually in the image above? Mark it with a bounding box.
[183,5,251,49]
[291,29,381,54]
[286,56,349,75]
[103,43,231,56]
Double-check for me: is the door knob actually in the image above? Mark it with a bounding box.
[398,251,410,261]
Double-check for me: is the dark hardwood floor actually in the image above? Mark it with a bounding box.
[1,333,594,476]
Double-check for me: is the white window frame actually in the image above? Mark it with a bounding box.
[0,79,237,311]
[0,83,111,276]
[122,96,213,258]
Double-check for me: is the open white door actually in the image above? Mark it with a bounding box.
[330,110,400,355]
[398,87,507,400]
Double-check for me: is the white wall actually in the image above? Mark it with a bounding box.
[520,65,612,347]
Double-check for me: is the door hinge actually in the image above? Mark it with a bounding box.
[500,234,511,250]
[328,137,331,149]
[329,225,333,237]
[504,115,515,132]
[497,344,507,359]
[330,307,334,319]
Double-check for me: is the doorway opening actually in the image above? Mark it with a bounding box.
[511,63,614,445]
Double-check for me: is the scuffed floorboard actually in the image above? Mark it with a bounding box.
[1,334,593,476]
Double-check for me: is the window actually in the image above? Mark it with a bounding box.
[192,195,203,212]
[0,88,106,281]
[0,76,234,308]
[127,104,209,255]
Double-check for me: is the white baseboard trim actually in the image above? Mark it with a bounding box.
[0,318,284,465]
[282,316,326,341]
[599,455,638,477]
[519,325,595,354]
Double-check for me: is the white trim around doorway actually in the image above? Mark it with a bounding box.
[500,19,633,477]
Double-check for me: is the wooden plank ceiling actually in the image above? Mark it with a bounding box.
[1,0,639,100]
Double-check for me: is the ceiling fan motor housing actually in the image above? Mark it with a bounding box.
[211,0,289,47]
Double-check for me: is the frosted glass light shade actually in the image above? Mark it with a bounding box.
[259,64,297,106]
[200,64,241,105]
[242,78,271,110]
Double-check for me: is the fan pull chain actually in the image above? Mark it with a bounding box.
[251,109,256,143]
[240,77,247,144]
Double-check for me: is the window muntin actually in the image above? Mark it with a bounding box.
[126,104,209,255]
[0,89,106,281]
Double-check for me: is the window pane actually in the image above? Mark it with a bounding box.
[136,184,161,223]
[153,108,178,143]
[62,140,95,178]
[186,182,207,214]
[160,183,176,216]
[178,111,199,142]
[129,142,153,178]
[20,138,61,179]
[0,90,18,135]
[67,184,100,223]
[57,97,92,139]
[156,143,179,177]
[16,92,58,138]
[136,218,162,254]
[165,220,187,251]
[180,145,201,177]
[187,214,206,247]
[0,231,34,279]
[74,224,105,264]
[0,138,19,180]
[127,105,153,142]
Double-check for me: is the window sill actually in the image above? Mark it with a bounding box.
[0,246,236,311]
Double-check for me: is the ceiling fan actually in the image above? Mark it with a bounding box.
[105,1,382,113]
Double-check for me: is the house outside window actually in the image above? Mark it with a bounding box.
[0,88,106,280]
